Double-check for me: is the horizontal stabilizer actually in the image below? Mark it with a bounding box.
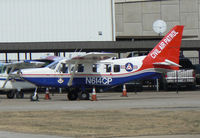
[153,59,181,67]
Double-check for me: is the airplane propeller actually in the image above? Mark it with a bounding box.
[2,66,16,88]
[2,67,22,89]
[2,61,44,89]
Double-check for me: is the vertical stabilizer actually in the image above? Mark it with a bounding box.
[143,25,184,70]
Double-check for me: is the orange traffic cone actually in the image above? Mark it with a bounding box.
[91,87,97,101]
[121,84,128,97]
[45,88,51,100]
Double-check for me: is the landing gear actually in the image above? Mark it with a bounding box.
[16,91,24,99]
[30,88,39,101]
[79,92,90,100]
[6,90,24,99]
[67,91,78,100]
[67,88,90,101]
[30,93,39,101]
[7,91,15,99]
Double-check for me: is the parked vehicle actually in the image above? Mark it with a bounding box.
[194,64,200,85]
[163,57,196,90]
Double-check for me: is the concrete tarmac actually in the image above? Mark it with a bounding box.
[0,131,66,138]
[0,91,200,112]
[0,91,200,138]
[0,131,199,138]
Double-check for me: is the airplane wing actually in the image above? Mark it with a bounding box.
[64,52,116,86]
[5,61,45,69]
[2,61,45,88]
[63,52,116,64]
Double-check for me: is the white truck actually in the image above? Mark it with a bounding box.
[163,57,196,90]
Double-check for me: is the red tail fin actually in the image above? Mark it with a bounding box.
[143,25,184,70]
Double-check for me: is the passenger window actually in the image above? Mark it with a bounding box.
[93,64,97,72]
[71,66,74,72]
[0,66,6,73]
[78,64,84,72]
[114,65,120,72]
[106,64,111,72]
[7,67,12,74]
[61,64,68,73]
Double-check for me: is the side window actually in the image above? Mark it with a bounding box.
[93,64,97,72]
[0,66,6,74]
[61,64,68,73]
[58,64,68,73]
[78,64,84,72]
[106,64,111,72]
[114,65,120,72]
[7,67,12,74]
[48,61,58,70]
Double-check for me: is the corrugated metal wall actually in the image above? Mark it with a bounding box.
[0,0,115,42]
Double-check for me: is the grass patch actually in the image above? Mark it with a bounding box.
[0,109,200,137]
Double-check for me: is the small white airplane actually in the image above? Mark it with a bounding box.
[19,25,184,101]
[0,56,63,99]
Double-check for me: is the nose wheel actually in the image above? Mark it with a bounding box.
[30,93,39,101]
[30,88,39,101]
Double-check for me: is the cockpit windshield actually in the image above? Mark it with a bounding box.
[0,64,6,74]
[47,61,59,70]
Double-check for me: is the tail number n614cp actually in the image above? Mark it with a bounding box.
[86,77,112,85]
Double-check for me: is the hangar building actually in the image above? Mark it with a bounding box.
[0,0,200,63]
[0,0,115,61]
[115,0,200,63]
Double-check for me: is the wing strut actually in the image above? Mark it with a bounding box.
[67,61,78,86]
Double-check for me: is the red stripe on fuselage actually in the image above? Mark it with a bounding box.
[21,66,174,77]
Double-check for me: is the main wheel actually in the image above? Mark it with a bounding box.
[163,82,168,91]
[79,92,90,100]
[7,91,15,99]
[16,92,24,99]
[30,93,39,101]
[67,91,78,101]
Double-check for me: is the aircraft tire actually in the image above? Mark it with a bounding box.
[79,92,90,100]
[7,91,15,99]
[16,92,24,99]
[163,83,168,91]
[30,93,39,101]
[67,92,78,101]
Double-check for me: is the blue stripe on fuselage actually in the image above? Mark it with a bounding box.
[23,72,161,88]
[0,78,24,82]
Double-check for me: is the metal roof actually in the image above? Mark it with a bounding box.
[0,40,199,53]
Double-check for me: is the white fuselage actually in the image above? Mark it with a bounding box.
[0,73,36,91]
